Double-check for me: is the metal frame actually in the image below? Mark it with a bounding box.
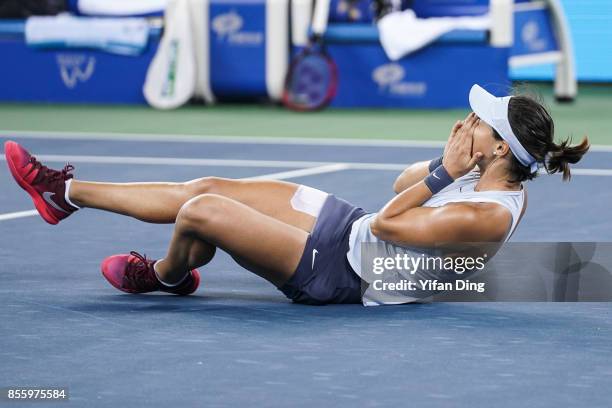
[509,0,577,101]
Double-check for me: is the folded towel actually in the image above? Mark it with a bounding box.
[76,0,168,17]
[143,0,198,109]
[378,9,491,61]
[25,15,150,56]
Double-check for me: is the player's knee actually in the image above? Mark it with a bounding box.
[177,193,226,229]
[184,176,230,196]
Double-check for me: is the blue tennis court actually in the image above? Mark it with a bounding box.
[1,133,611,407]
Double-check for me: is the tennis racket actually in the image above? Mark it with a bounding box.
[283,0,336,111]
[282,34,338,111]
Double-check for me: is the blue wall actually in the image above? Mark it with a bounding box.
[511,0,612,82]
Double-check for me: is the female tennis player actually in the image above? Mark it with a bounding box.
[4,85,589,305]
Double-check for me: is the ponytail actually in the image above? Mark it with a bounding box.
[506,94,590,183]
[546,136,590,181]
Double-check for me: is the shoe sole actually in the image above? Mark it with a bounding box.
[174,270,201,296]
[4,141,59,225]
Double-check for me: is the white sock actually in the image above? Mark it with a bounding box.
[153,260,189,287]
[64,179,80,210]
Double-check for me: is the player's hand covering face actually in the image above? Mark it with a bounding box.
[443,112,484,179]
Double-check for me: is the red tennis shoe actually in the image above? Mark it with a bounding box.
[4,141,78,225]
[101,251,200,295]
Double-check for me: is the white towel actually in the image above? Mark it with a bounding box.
[143,0,215,109]
[77,0,168,16]
[25,15,150,56]
[378,9,491,61]
[143,0,197,109]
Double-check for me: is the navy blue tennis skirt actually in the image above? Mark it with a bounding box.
[279,194,367,305]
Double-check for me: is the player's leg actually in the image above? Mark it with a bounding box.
[70,177,317,231]
[5,140,318,231]
[69,180,205,223]
[100,193,308,294]
[151,193,309,286]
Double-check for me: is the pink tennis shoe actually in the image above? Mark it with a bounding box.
[4,140,78,224]
[101,251,200,295]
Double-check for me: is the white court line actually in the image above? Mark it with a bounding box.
[3,129,612,152]
[10,154,409,170]
[0,129,446,148]
[0,163,349,222]
[246,163,350,180]
[571,168,612,177]
[0,209,39,221]
[0,153,404,170]
[23,154,339,169]
[2,153,612,175]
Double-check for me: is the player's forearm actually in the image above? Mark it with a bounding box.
[375,156,453,240]
[371,181,435,242]
[373,181,433,234]
[393,158,440,193]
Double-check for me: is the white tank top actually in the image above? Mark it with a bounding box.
[346,171,525,305]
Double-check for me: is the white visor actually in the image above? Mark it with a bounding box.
[469,84,538,173]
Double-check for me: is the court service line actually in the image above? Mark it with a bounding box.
[4,129,612,152]
[351,162,612,176]
[2,153,612,176]
[24,154,343,169]
[246,163,350,180]
[0,163,349,222]
[0,129,446,148]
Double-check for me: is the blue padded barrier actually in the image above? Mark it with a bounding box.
[209,0,268,99]
[319,21,507,108]
[1,0,279,105]
[0,20,161,104]
[327,43,509,108]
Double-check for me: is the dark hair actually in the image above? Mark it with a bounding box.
[492,94,590,182]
